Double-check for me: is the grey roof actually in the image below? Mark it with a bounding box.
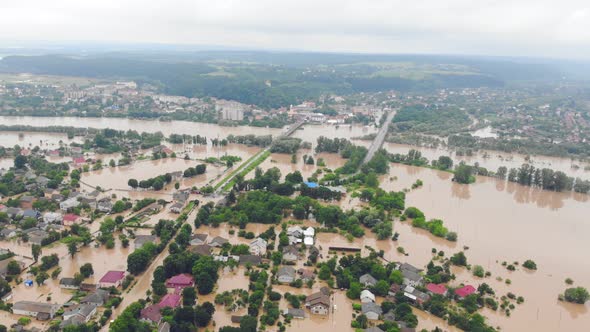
[59,278,77,286]
[286,308,305,318]
[364,328,385,332]
[239,255,262,265]
[278,266,296,278]
[63,303,96,318]
[13,301,59,314]
[361,302,382,315]
[399,263,421,274]
[401,269,422,282]
[80,289,109,304]
[359,273,378,286]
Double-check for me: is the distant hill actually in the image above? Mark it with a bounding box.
[0,51,583,108]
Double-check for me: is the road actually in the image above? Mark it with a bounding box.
[214,120,305,194]
[362,110,396,164]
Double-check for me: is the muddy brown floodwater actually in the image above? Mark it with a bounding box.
[377,141,590,178]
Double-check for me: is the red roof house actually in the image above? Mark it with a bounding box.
[99,271,125,288]
[165,274,194,289]
[158,293,181,309]
[73,157,86,165]
[63,214,81,226]
[426,283,448,296]
[140,304,162,323]
[455,285,476,298]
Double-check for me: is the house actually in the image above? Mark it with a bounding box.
[359,273,378,287]
[382,311,396,322]
[231,315,243,324]
[282,245,299,262]
[189,233,208,246]
[249,237,267,256]
[165,274,194,289]
[361,302,382,320]
[140,304,162,323]
[6,207,23,218]
[60,198,80,211]
[239,255,262,266]
[364,328,385,332]
[97,199,113,213]
[12,301,60,320]
[303,227,315,238]
[158,293,181,308]
[19,196,35,209]
[426,283,448,296]
[169,202,184,213]
[59,278,79,290]
[26,229,49,245]
[80,196,97,210]
[208,236,228,247]
[455,285,476,299]
[63,303,97,323]
[360,289,376,303]
[403,285,430,305]
[134,235,157,249]
[63,214,81,226]
[22,209,40,219]
[303,236,314,246]
[277,266,296,284]
[98,270,125,288]
[189,244,212,256]
[172,190,190,203]
[388,284,402,296]
[73,157,86,165]
[286,226,304,238]
[80,289,110,306]
[284,308,305,319]
[0,228,17,239]
[50,193,64,202]
[43,212,63,224]
[298,268,315,282]
[305,288,331,315]
[399,263,423,286]
[144,202,162,213]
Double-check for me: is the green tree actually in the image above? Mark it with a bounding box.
[68,241,77,258]
[80,263,94,278]
[564,287,590,304]
[127,178,138,189]
[35,271,49,285]
[31,244,42,262]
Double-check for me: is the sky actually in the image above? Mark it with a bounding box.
[0,0,589,59]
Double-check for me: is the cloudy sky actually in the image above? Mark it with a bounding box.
[1,0,589,59]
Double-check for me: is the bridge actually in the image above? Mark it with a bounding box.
[282,119,306,137]
[363,110,396,164]
[214,120,306,193]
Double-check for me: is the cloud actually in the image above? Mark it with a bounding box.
[0,0,589,58]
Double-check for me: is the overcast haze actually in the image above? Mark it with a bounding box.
[1,0,589,59]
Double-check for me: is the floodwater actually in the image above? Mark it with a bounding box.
[291,123,377,145]
[82,158,225,191]
[379,141,590,178]
[0,116,283,137]
[0,131,82,148]
[378,164,590,331]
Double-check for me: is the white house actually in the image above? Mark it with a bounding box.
[43,212,63,224]
[360,289,376,303]
[60,198,80,211]
[249,237,267,256]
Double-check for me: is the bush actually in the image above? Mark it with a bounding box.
[522,260,537,270]
[472,265,485,278]
[563,287,590,304]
